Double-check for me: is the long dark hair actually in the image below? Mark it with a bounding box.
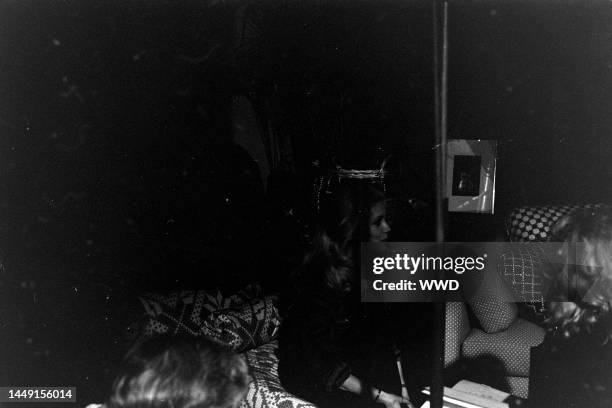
[303,181,385,293]
[544,208,612,339]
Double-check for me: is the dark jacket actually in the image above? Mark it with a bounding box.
[277,254,434,408]
[278,284,357,395]
[529,322,612,408]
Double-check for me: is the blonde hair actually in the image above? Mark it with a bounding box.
[108,335,249,408]
[304,181,385,292]
[545,208,612,338]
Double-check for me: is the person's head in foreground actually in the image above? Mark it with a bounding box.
[545,207,612,338]
[107,335,249,408]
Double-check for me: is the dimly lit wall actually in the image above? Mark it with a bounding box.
[448,1,612,213]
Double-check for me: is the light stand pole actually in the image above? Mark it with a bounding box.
[432,1,449,408]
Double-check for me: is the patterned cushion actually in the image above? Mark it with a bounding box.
[506,204,606,242]
[498,244,547,319]
[240,341,317,408]
[138,286,263,338]
[137,288,312,408]
[203,297,281,352]
[462,318,545,378]
[139,289,280,352]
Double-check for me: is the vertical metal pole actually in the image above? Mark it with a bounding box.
[433,0,440,154]
[432,2,449,408]
[441,1,449,203]
[434,2,448,244]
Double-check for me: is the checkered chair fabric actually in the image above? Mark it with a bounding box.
[462,318,546,378]
[504,204,609,319]
[498,244,548,318]
[506,204,606,242]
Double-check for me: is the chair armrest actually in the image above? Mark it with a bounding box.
[445,302,471,367]
[462,318,546,377]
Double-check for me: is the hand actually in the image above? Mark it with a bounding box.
[377,390,415,408]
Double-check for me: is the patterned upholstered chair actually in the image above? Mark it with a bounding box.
[446,204,608,399]
[444,274,545,399]
[503,204,608,317]
[505,204,606,243]
[131,286,317,408]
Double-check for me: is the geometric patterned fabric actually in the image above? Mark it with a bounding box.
[444,205,592,399]
[444,302,471,367]
[462,318,545,378]
[139,285,261,336]
[240,341,317,408]
[505,377,529,400]
[138,286,281,352]
[498,244,548,318]
[504,204,607,317]
[506,204,605,242]
[499,204,609,399]
[444,302,544,399]
[468,292,517,334]
[135,286,316,408]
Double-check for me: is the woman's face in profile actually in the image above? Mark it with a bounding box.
[369,201,391,242]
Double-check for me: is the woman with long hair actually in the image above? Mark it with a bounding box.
[277,180,414,408]
[529,208,612,407]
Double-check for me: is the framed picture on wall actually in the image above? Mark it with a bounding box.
[446,139,497,214]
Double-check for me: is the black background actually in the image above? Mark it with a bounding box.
[1,0,612,405]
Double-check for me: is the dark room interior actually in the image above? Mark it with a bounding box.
[2,1,612,407]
